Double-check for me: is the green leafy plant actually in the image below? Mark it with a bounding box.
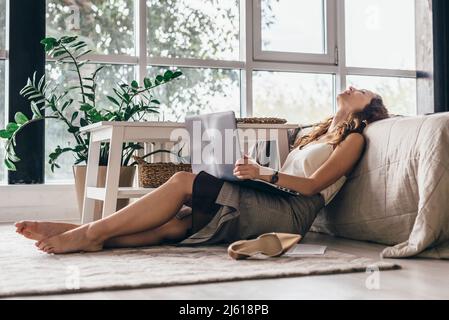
[0,36,182,172]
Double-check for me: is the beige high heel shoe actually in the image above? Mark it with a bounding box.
[227,233,302,260]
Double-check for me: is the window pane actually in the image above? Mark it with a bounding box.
[347,75,417,116]
[45,63,135,182]
[0,0,5,49]
[147,0,240,60]
[346,0,416,69]
[147,67,240,122]
[253,71,334,125]
[261,0,325,54]
[46,0,135,55]
[0,61,5,183]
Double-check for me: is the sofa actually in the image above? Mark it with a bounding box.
[309,113,449,259]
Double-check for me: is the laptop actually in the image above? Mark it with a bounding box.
[185,111,300,196]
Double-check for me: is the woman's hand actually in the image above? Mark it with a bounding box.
[233,155,263,180]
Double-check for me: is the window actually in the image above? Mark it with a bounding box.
[345,0,417,116]
[347,75,417,116]
[27,0,419,183]
[345,0,416,70]
[262,0,325,54]
[0,0,6,183]
[253,71,334,125]
[0,61,5,183]
[146,0,241,120]
[147,67,240,122]
[47,0,135,55]
[0,0,5,49]
[46,0,136,182]
[254,0,336,63]
[147,0,240,61]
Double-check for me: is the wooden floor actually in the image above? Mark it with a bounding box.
[4,229,449,300]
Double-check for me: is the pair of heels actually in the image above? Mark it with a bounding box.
[227,233,302,260]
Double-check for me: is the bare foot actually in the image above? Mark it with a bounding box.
[36,224,104,254]
[15,221,78,241]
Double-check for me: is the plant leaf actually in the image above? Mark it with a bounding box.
[123,93,131,102]
[60,36,78,44]
[0,129,11,139]
[80,103,93,112]
[164,70,174,81]
[71,111,79,123]
[61,99,74,112]
[40,37,59,51]
[107,96,120,107]
[144,78,152,89]
[74,145,85,153]
[31,102,42,119]
[53,50,69,58]
[4,158,17,171]
[83,93,95,102]
[80,118,89,127]
[131,80,139,89]
[8,153,21,162]
[14,112,29,125]
[76,49,92,59]
[38,75,46,92]
[6,123,19,133]
[173,71,183,78]
[68,126,80,134]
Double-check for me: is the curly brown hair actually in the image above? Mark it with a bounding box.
[294,95,390,150]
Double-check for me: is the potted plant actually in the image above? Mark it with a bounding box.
[0,36,182,215]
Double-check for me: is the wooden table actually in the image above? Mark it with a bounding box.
[80,121,298,223]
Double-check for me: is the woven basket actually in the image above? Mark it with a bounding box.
[134,156,192,188]
[236,117,287,124]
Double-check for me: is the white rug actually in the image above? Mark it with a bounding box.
[0,226,400,298]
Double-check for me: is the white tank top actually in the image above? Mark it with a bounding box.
[280,143,347,206]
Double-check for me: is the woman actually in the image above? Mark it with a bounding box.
[15,86,390,254]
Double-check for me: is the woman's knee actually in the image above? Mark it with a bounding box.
[168,172,196,192]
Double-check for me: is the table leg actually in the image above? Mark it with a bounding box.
[82,136,101,224]
[102,127,125,218]
[278,129,291,167]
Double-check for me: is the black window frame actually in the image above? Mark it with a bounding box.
[7,0,45,184]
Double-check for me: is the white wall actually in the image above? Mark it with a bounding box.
[0,184,79,223]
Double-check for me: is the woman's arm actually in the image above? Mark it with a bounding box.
[233,133,366,196]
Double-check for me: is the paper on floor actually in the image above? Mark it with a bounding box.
[285,244,327,256]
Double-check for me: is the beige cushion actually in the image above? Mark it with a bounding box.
[311,113,449,259]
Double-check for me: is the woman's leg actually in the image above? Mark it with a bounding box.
[36,172,196,254]
[15,206,192,242]
[15,221,78,241]
[104,215,192,248]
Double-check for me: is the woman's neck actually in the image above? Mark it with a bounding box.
[329,108,350,134]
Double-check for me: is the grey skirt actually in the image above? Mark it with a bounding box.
[177,171,326,246]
